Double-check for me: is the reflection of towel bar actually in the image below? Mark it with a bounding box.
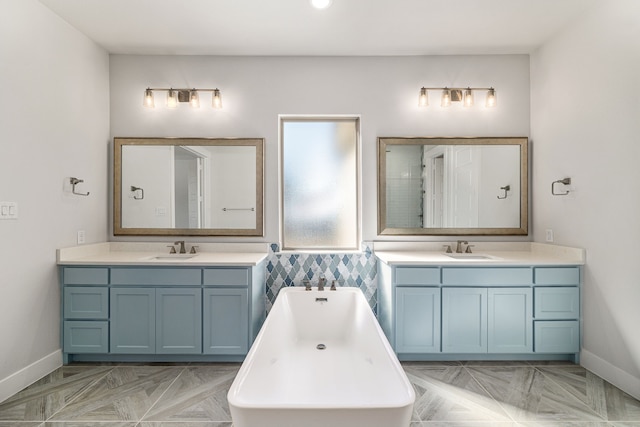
[222,207,255,211]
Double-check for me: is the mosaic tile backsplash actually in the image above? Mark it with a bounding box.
[265,242,378,312]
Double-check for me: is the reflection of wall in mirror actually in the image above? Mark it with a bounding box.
[478,146,520,228]
[209,146,257,229]
[121,145,174,228]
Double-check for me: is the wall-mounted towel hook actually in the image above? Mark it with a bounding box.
[70,177,90,196]
[497,185,510,199]
[552,177,571,196]
[130,186,144,200]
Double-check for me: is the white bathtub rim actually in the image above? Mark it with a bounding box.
[228,286,416,410]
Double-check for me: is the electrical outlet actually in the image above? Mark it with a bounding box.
[545,229,554,243]
[77,230,86,245]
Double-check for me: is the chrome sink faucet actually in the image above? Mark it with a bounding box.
[317,276,326,291]
[174,240,186,254]
[456,240,468,253]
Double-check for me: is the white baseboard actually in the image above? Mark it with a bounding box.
[581,348,640,400]
[0,350,62,403]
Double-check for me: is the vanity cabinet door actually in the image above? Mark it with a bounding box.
[63,321,108,353]
[395,287,441,353]
[488,288,533,353]
[110,288,155,354]
[156,288,202,354]
[203,288,248,355]
[442,288,487,353]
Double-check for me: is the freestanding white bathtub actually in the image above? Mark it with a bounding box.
[228,286,415,427]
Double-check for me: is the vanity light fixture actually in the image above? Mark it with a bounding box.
[418,87,429,107]
[418,86,496,108]
[166,89,178,108]
[143,87,223,109]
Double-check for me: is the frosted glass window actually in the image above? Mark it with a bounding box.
[281,118,360,250]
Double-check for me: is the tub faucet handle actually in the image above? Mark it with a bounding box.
[303,279,311,291]
[330,280,337,291]
[167,245,176,254]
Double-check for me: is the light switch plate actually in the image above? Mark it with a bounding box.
[0,202,18,219]
[77,230,85,244]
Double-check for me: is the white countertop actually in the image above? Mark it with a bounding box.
[374,242,585,266]
[57,242,269,266]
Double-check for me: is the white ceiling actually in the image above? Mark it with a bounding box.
[38,0,600,56]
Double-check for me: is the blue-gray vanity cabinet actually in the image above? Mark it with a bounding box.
[61,268,109,355]
[110,287,156,354]
[111,287,203,354]
[60,262,265,363]
[442,287,488,353]
[395,287,441,353]
[156,288,202,354]
[441,268,533,354]
[488,287,533,353]
[377,261,580,361]
[203,288,249,355]
[533,267,580,354]
[442,287,533,354]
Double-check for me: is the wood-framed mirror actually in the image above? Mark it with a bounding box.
[378,137,528,236]
[114,137,264,236]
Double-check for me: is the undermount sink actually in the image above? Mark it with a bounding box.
[145,254,197,261]
[445,254,497,260]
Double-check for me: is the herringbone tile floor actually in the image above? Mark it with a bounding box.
[0,361,639,426]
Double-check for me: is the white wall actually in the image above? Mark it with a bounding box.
[0,0,110,401]
[531,0,640,398]
[109,54,530,242]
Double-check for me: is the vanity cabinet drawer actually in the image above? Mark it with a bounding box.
[442,268,532,286]
[534,320,579,353]
[534,267,580,285]
[64,287,109,319]
[63,321,109,353]
[63,267,108,285]
[395,267,440,286]
[203,268,250,287]
[111,268,201,286]
[534,287,579,319]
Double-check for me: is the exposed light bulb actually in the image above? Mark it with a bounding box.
[418,87,429,107]
[310,0,332,9]
[463,88,474,107]
[212,89,222,109]
[166,89,178,108]
[486,88,497,108]
[189,89,200,108]
[143,88,155,108]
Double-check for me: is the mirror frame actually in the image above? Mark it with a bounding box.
[114,137,264,236]
[377,136,528,236]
